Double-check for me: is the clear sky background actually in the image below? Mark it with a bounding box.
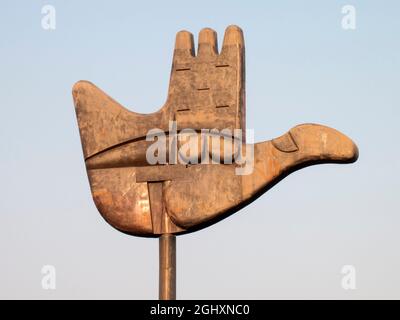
[0,0,399,299]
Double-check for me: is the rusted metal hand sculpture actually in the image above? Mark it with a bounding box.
[73,25,358,299]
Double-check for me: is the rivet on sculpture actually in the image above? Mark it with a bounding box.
[72,25,358,299]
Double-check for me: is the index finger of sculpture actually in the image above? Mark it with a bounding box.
[173,30,195,64]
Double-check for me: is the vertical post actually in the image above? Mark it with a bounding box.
[159,233,176,300]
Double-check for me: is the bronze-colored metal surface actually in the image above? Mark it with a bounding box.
[72,25,358,237]
[72,25,358,299]
[159,234,176,300]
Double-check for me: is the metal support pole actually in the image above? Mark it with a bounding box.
[159,233,176,300]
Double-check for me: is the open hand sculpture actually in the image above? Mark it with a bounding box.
[73,25,358,237]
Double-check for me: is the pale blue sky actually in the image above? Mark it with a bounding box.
[0,0,399,299]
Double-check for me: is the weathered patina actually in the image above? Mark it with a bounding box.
[72,25,358,238]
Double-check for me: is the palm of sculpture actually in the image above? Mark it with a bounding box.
[73,25,358,238]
